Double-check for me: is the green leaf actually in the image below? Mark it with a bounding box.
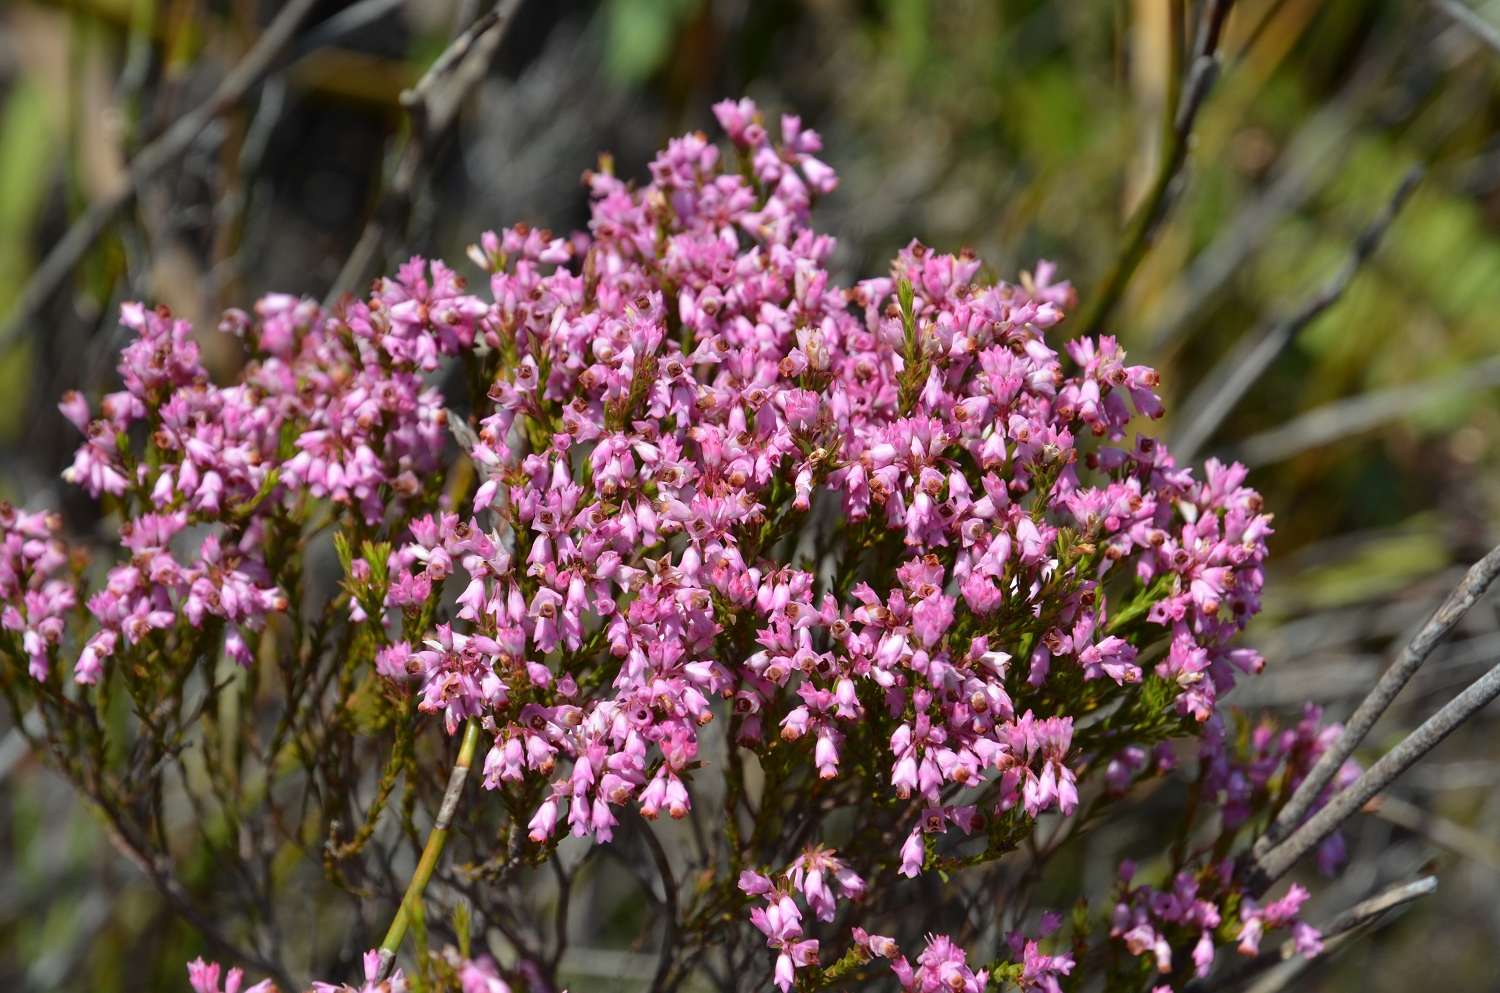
[453,899,472,961]
[333,531,354,578]
[231,468,281,519]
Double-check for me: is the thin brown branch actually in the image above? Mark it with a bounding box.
[1250,658,1500,892]
[325,0,525,303]
[80,787,297,991]
[1169,164,1422,462]
[0,0,322,352]
[1252,538,1500,861]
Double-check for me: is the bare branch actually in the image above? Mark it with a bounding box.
[1185,876,1437,993]
[1366,795,1500,870]
[0,0,322,352]
[625,808,680,993]
[292,0,408,58]
[86,790,298,991]
[325,0,524,304]
[1225,355,1500,466]
[1170,165,1422,462]
[1073,0,1236,338]
[1252,538,1500,861]
[1430,0,1500,54]
[1316,874,1440,934]
[1145,33,1401,353]
[1251,658,1500,891]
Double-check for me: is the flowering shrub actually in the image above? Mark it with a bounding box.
[0,99,1342,993]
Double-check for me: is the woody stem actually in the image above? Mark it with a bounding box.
[375,716,483,981]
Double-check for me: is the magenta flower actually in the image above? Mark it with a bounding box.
[1017,940,1075,993]
[891,934,989,993]
[407,625,510,735]
[307,950,410,993]
[186,959,275,993]
[458,955,511,993]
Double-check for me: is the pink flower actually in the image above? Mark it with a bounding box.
[739,870,774,896]
[407,625,510,735]
[458,955,511,993]
[1290,920,1324,958]
[899,828,925,878]
[893,935,989,993]
[186,958,277,993]
[852,927,899,959]
[310,949,408,992]
[58,391,91,432]
[1018,939,1074,993]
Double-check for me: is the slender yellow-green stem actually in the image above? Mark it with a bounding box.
[375,716,483,980]
[1076,0,1235,340]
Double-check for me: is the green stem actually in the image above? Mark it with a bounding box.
[1076,0,1235,339]
[375,717,483,980]
[1074,131,1191,341]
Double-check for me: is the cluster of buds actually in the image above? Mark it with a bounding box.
[739,848,868,991]
[1110,863,1321,982]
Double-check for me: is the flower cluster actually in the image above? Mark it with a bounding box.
[309,951,410,993]
[891,935,989,993]
[377,100,1272,872]
[1110,864,1321,981]
[188,959,276,993]
[1110,864,1229,979]
[1003,917,1076,993]
[187,948,513,993]
[0,505,74,680]
[1013,940,1075,993]
[56,280,460,683]
[1236,884,1323,959]
[1200,704,1360,875]
[26,97,1294,993]
[739,847,868,991]
[54,99,1273,858]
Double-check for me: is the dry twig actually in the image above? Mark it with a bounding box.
[292,0,408,58]
[1225,354,1500,466]
[0,0,322,352]
[1251,657,1500,890]
[325,0,524,303]
[1366,795,1500,870]
[1145,33,1400,354]
[1169,165,1422,462]
[1075,0,1236,338]
[1251,538,1500,863]
[1430,0,1500,54]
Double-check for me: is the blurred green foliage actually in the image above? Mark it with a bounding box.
[604,0,702,81]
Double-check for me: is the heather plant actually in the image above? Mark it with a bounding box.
[1,98,1468,993]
